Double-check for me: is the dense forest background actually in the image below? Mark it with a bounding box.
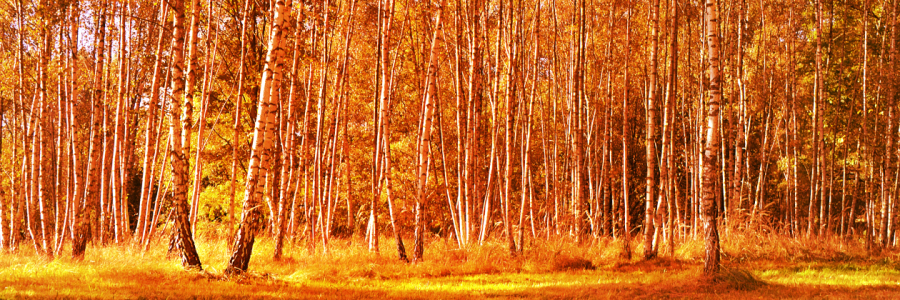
[0,0,896,274]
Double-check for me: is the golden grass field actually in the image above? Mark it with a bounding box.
[2,229,900,299]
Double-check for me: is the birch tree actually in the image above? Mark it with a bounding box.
[226,0,290,275]
[168,0,203,269]
[702,0,723,275]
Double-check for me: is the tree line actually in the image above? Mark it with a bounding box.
[0,0,896,276]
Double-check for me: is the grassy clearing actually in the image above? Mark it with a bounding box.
[2,231,900,299]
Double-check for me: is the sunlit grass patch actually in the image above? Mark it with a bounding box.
[759,262,900,287]
[1,231,900,298]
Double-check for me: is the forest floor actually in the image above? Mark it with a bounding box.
[2,229,900,299]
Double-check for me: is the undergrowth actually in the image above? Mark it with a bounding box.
[1,225,899,298]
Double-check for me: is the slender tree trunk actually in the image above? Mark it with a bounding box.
[451,0,468,247]
[55,27,69,253]
[663,0,678,257]
[413,0,446,262]
[109,0,128,244]
[732,0,746,226]
[190,0,219,232]
[383,123,408,261]
[572,0,587,246]
[229,0,250,246]
[383,41,408,259]
[702,0,723,276]
[313,0,332,254]
[469,0,484,243]
[138,1,170,245]
[73,0,107,259]
[789,7,800,237]
[368,0,397,253]
[166,0,203,269]
[226,0,290,275]
[643,0,661,260]
[621,2,633,260]
[807,0,824,238]
[862,0,873,252]
[183,0,201,228]
[499,0,515,252]
[275,0,312,260]
[883,0,899,248]
[36,2,54,257]
[518,0,540,252]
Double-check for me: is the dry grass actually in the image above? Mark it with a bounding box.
[1,227,900,299]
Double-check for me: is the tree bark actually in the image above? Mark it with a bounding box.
[702,0,723,276]
[167,0,203,269]
[621,2,633,260]
[73,0,107,260]
[37,0,54,257]
[413,0,446,262]
[138,0,170,245]
[229,0,250,246]
[643,0,661,260]
[183,0,201,228]
[226,0,290,275]
[807,0,824,238]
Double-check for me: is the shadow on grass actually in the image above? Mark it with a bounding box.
[5,237,900,299]
[508,280,900,299]
[611,257,691,273]
[5,265,900,299]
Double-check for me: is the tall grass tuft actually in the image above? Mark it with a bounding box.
[1,221,898,298]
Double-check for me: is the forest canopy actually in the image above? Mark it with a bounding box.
[0,0,896,277]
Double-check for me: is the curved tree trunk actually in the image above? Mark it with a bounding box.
[414,0,446,263]
[225,0,290,275]
[167,0,202,270]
